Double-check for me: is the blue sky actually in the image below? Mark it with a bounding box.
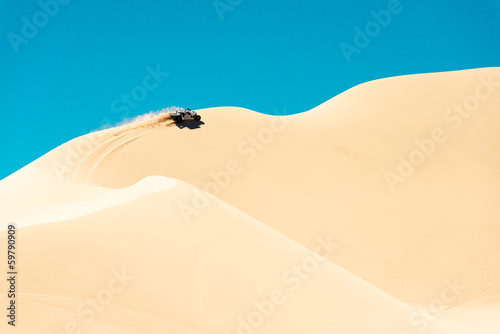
[1,0,499,179]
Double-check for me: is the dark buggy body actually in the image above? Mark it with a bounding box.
[170,108,201,123]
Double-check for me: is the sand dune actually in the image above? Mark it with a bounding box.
[1,68,499,333]
[0,178,480,334]
[88,68,500,306]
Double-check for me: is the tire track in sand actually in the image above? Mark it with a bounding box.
[72,115,174,185]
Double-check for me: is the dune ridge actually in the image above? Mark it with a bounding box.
[1,68,499,333]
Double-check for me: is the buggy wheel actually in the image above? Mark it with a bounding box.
[194,115,201,121]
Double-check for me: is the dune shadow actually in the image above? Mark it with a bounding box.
[175,120,205,130]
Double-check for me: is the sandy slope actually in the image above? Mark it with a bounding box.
[0,153,479,334]
[0,68,498,333]
[88,68,500,306]
[0,177,479,334]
